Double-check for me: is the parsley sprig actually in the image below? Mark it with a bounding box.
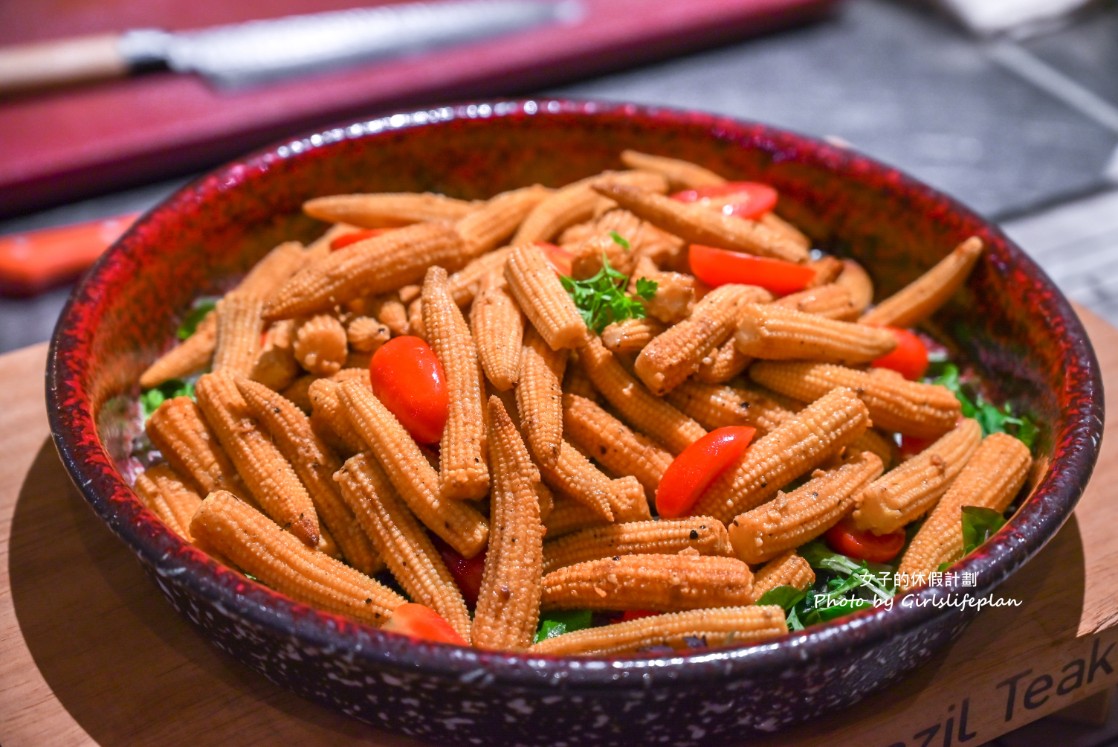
[560,255,657,334]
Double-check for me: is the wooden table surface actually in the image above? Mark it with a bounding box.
[2,309,1117,746]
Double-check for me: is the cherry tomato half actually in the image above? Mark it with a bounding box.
[824,518,906,563]
[671,181,779,220]
[382,603,468,646]
[328,227,394,251]
[369,336,449,445]
[689,244,815,296]
[871,327,929,380]
[655,425,756,518]
[434,537,486,608]
[537,240,575,277]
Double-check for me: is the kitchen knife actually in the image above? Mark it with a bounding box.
[0,0,578,96]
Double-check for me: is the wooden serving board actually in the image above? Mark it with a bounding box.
[2,308,1117,746]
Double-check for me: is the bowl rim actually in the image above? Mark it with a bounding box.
[46,97,1104,689]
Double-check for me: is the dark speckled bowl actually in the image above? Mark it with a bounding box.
[47,100,1103,745]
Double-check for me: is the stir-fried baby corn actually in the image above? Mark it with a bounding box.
[303,192,477,227]
[146,396,242,496]
[139,312,217,389]
[512,170,668,245]
[562,393,673,498]
[531,605,787,656]
[338,378,489,558]
[266,222,466,320]
[568,230,639,280]
[236,377,381,575]
[729,451,884,564]
[334,453,471,641]
[542,517,732,575]
[835,258,875,313]
[898,433,1031,583]
[423,266,489,500]
[750,361,961,439]
[542,477,650,538]
[134,463,202,542]
[251,319,299,391]
[537,441,615,522]
[212,292,265,377]
[751,551,816,599]
[635,284,764,395]
[472,397,547,651]
[591,182,809,264]
[735,304,897,364]
[292,313,347,376]
[691,387,871,523]
[860,236,984,328]
[665,380,797,436]
[447,246,512,307]
[504,242,587,350]
[541,554,754,612]
[775,283,859,321]
[455,184,551,257]
[640,268,696,324]
[470,273,524,391]
[695,337,752,384]
[345,316,391,354]
[619,149,726,190]
[579,335,706,454]
[191,490,405,626]
[853,418,983,534]
[516,326,568,465]
[307,378,366,456]
[195,373,321,547]
[364,293,409,337]
[600,317,667,355]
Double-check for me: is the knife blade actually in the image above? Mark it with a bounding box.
[0,0,579,95]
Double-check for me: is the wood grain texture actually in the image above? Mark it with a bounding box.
[2,305,1117,745]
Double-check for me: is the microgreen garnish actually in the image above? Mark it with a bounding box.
[534,609,594,643]
[560,256,658,334]
[140,378,196,419]
[609,231,631,251]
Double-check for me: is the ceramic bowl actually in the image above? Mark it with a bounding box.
[47,100,1103,746]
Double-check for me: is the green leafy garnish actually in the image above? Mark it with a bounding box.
[609,231,631,251]
[560,256,658,333]
[140,378,196,419]
[177,299,217,341]
[930,363,1037,448]
[534,609,594,643]
[765,542,897,631]
[961,506,1007,555]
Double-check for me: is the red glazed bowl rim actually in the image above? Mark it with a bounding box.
[47,99,1103,689]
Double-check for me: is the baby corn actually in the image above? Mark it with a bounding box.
[191,490,405,627]
[335,453,471,641]
[293,313,348,376]
[146,396,242,496]
[338,378,489,558]
[537,441,615,522]
[423,266,489,500]
[455,184,551,257]
[541,554,754,612]
[516,326,568,465]
[530,605,787,656]
[734,303,897,364]
[860,236,984,328]
[853,418,983,534]
[504,242,587,350]
[691,387,871,523]
[133,463,202,542]
[542,517,732,575]
[750,361,961,439]
[898,433,1031,583]
[470,273,524,391]
[578,335,706,454]
[665,380,797,436]
[729,452,884,564]
[303,192,476,227]
[751,552,816,599]
[619,149,726,190]
[212,292,265,377]
[473,397,547,651]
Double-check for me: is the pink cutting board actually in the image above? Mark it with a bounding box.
[0,0,836,217]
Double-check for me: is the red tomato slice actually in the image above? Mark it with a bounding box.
[369,336,449,444]
[537,240,574,277]
[688,244,814,296]
[383,603,468,646]
[871,327,929,380]
[434,537,486,608]
[619,609,660,623]
[656,426,756,518]
[824,518,906,563]
[329,227,394,251]
[671,182,779,220]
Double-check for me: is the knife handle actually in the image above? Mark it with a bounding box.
[0,34,130,97]
[0,213,138,296]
